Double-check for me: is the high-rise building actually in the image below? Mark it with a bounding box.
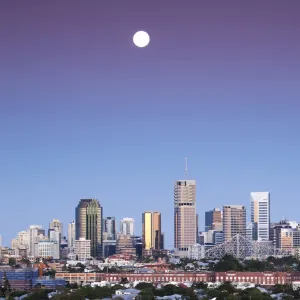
[271,220,292,248]
[68,221,76,249]
[104,217,116,240]
[74,238,91,260]
[223,205,246,241]
[142,212,162,250]
[251,192,270,241]
[120,218,134,236]
[49,219,63,237]
[115,233,135,255]
[205,208,223,232]
[174,180,197,257]
[27,225,45,257]
[75,199,103,258]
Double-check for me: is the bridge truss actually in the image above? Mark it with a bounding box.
[205,234,293,260]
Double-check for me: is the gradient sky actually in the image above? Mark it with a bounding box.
[1,1,300,248]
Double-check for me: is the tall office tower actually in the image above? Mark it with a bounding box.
[174,180,197,257]
[75,199,103,258]
[104,217,116,240]
[223,205,246,241]
[251,192,270,241]
[142,212,162,250]
[49,219,63,237]
[68,221,76,249]
[27,225,45,257]
[120,218,134,236]
[205,208,223,232]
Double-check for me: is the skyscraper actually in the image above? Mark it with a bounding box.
[27,225,45,257]
[223,205,246,241]
[205,208,223,232]
[75,199,103,258]
[49,219,63,237]
[142,212,162,250]
[104,217,116,240]
[251,192,270,241]
[68,221,76,249]
[174,180,197,257]
[120,218,134,236]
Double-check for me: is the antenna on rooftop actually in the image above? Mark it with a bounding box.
[184,157,188,178]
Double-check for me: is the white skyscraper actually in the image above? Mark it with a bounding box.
[251,192,270,241]
[174,180,197,258]
[120,218,134,236]
[68,221,76,248]
[49,219,63,236]
[28,225,45,257]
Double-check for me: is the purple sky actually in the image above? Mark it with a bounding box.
[0,1,300,248]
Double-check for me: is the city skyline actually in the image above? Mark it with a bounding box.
[1,1,300,248]
[1,188,299,248]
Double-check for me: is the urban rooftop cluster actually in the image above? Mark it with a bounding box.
[2,181,300,262]
[2,181,300,299]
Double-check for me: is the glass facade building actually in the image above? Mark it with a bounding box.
[75,199,103,258]
[142,212,162,250]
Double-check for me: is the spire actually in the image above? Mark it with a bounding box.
[184,157,188,178]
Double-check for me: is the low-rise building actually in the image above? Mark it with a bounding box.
[55,271,300,287]
[187,244,205,260]
[34,240,60,259]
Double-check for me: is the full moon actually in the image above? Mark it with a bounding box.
[133,31,150,48]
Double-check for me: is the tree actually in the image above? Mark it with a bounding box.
[135,282,154,290]
[214,255,244,272]
[192,281,208,290]
[8,257,16,266]
[137,288,155,300]
[272,284,293,294]
[111,284,125,291]
[176,287,198,300]
[43,269,56,278]
[217,281,236,294]
[206,288,228,300]
[0,272,11,299]
[120,277,129,285]
[24,290,49,300]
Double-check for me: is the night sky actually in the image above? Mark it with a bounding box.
[0,1,300,248]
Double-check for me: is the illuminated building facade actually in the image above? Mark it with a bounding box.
[142,212,162,251]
